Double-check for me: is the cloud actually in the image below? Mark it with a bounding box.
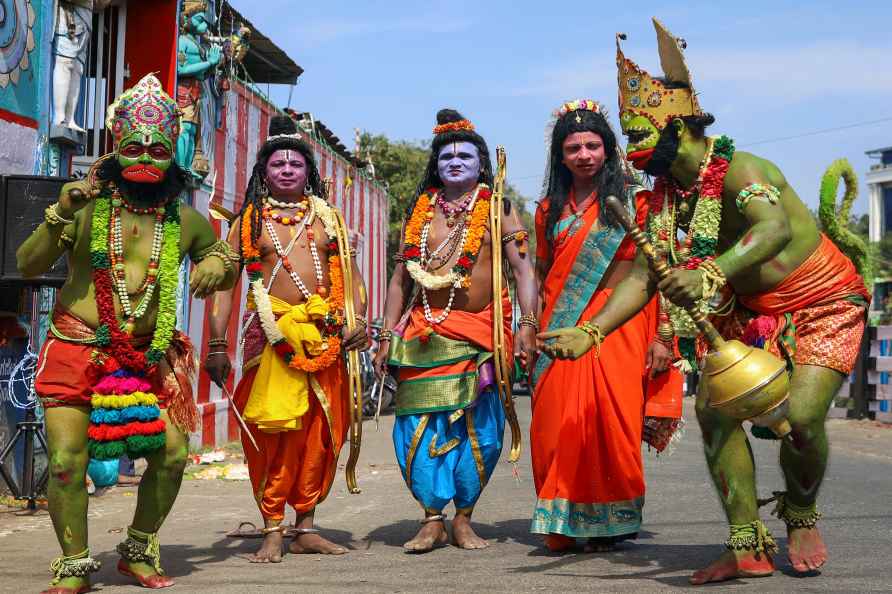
[507,40,892,104]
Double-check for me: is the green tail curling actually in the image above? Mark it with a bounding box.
[818,159,873,292]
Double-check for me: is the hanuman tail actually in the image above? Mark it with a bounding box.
[818,158,873,291]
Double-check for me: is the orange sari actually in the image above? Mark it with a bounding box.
[530,193,682,539]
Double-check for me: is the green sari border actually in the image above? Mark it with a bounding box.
[530,496,644,538]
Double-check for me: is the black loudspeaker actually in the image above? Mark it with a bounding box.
[0,175,71,286]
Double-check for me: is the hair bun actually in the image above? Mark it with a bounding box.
[268,115,298,137]
[436,109,465,126]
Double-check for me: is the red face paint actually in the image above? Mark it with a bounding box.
[627,148,655,171]
[122,164,165,183]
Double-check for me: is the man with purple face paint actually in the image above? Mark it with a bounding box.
[206,115,369,563]
[375,109,538,552]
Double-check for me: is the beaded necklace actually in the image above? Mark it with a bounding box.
[108,193,166,333]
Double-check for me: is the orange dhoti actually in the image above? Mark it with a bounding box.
[706,234,869,376]
[233,307,348,523]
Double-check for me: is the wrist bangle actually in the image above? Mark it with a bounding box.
[576,321,603,357]
[208,338,228,348]
[518,312,539,331]
[45,203,74,227]
[378,329,393,342]
[208,351,228,357]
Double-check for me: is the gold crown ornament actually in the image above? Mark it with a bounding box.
[181,0,208,19]
[616,18,704,129]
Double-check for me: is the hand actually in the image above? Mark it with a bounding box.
[58,180,97,219]
[657,268,703,308]
[646,340,672,378]
[342,325,370,352]
[204,351,231,387]
[537,327,594,361]
[208,45,223,65]
[190,256,226,298]
[515,325,537,376]
[373,341,391,378]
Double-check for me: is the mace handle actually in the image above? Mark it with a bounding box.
[604,195,724,348]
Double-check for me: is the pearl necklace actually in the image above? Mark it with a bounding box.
[265,195,311,209]
[109,194,165,330]
[263,202,323,301]
[418,190,479,324]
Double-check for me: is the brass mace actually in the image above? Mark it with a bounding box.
[604,195,792,438]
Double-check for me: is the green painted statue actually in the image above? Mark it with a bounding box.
[540,19,870,585]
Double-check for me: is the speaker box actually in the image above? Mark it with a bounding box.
[0,176,71,286]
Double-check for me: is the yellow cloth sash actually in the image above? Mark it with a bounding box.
[243,294,329,433]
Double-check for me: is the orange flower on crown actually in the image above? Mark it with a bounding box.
[432,120,475,135]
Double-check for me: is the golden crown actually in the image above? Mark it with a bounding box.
[616,18,703,129]
[181,0,208,18]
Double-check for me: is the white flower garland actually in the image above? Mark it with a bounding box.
[311,195,338,239]
[252,195,336,349]
[405,260,463,289]
[251,277,287,346]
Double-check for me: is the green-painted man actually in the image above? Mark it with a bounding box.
[539,18,870,585]
[18,73,238,593]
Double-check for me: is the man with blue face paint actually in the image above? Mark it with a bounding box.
[375,109,538,552]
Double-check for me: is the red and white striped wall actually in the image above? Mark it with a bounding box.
[186,80,389,449]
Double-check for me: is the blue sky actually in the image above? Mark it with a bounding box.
[236,1,892,215]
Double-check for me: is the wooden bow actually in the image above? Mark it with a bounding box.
[490,146,522,464]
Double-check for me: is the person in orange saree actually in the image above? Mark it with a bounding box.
[205,115,368,563]
[530,100,683,553]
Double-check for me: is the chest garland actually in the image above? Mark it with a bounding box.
[87,188,181,461]
[240,195,346,373]
[401,184,491,325]
[646,135,735,360]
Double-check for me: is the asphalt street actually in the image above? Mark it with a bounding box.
[2,397,891,593]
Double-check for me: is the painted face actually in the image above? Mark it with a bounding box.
[437,141,480,190]
[189,13,209,34]
[561,131,606,180]
[117,132,172,184]
[620,111,662,171]
[265,149,308,198]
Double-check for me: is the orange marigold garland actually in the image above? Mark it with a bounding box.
[401,185,491,290]
[240,202,346,374]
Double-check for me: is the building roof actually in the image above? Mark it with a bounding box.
[218,4,303,85]
[866,146,892,157]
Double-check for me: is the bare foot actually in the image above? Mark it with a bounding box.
[403,519,449,553]
[543,533,576,553]
[689,549,775,585]
[249,530,283,563]
[289,531,348,555]
[452,514,488,550]
[583,537,616,553]
[787,525,827,573]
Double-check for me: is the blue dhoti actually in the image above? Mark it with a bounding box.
[393,387,504,512]
[388,304,509,514]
